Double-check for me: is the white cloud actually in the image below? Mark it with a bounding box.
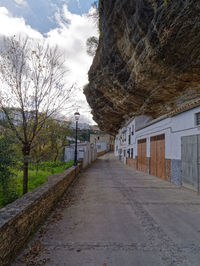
[0,6,98,124]
[14,0,28,7]
[46,5,98,123]
[0,7,42,39]
[47,6,98,85]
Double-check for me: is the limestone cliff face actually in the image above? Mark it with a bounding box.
[84,0,200,135]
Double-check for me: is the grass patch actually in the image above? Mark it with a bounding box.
[0,160,73,208]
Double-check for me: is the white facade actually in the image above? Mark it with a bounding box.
[64,142,97,168]
[137,108,200,160]
[115,106,200,161]
[114,103,200,190]
[64,142,89,161]
[90,133,113,153]
[96,142,108,153]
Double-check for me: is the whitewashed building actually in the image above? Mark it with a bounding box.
[90,133,114,155]
[114,100,200,192]
[0,109,22,125]
[64,142,97,168]
[70,122,90,130]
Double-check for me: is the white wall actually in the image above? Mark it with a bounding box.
[64,143,90,162]
[136,106,200,160]
[115,120,136,162]
[114,105,200,161]
[64,147,74,162]
[96,142,107,152]
[65,142,97,168]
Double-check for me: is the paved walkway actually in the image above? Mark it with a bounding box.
[14,153,200,266]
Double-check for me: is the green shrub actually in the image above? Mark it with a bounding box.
[0,160,73,208]
[0,135,19,206]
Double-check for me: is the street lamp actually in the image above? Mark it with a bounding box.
[74,111,80,166]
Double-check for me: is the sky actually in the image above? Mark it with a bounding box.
[0,0,98,124]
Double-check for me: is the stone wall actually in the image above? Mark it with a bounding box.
[83,145,97,168]
[165,159,171,183]
[0,165,81,266]
[126,158,137,169]
[171,159,182,186]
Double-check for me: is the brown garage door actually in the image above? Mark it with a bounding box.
[138,138,146,172]
[150,134,165,179]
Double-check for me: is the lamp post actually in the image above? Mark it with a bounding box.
[74,111,80,166]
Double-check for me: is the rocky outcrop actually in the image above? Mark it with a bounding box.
[84,0,200,135]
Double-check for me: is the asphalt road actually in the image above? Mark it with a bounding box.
[14,153,200,266]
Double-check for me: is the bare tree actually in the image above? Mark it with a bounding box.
[0,36,73,194]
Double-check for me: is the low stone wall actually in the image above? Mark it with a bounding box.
[126,158,137,169]
[0,165,81,266]
[171,159,182,186]
[83,146,97,168]
[165,159,171,182]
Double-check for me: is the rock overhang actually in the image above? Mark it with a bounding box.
[84,0,200,135]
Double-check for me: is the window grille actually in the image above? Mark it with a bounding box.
[132,125,134,135]
[131,148,133,158]
[196,112,200,126]
[128,135,131,145]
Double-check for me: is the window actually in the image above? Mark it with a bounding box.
[124,150,126,157]
[128,135,131,145]
[196,112,200,126]
[132,125,135,135]
[98,136,100,140]
[131,148,133,158]
[123,132,126,142]
[127,149,130,158]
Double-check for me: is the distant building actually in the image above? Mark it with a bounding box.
[0,108,22,125]
[64,141,97,168]
[66,137,81,143]
[70,122,90,130]
[90,132,114,155]
[90,125,100,132]
[65,142,90,161]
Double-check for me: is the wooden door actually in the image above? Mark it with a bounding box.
[138,139,146,172]
[150,134,165,179]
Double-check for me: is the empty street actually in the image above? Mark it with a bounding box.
[15,153,200,266]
